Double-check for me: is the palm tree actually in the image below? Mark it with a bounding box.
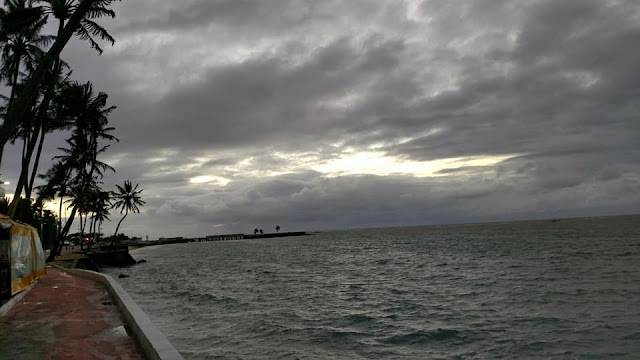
[0,0,52,108]
[40,82,117,261]
[0,0,120,169]
[25,69,73,199]
[111,180,144,242]
[90,188,110,244]
[41,0,116,55]
[0,0,52,197]
[12,81,116,217]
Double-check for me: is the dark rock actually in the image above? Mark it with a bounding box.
[118,274,130,278]
[92,249,137,267]
[75,258,99,272]
[137,259,147,264]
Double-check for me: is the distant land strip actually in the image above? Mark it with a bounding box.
[128,231,310,247]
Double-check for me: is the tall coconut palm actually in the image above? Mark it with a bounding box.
[10,81,116,218]
[0,0,52,191]
[25,69,73,199]
[40,0,116,53]
[0,0,120,170]
[90,188,110,243]
[111,180,144,241]
[40,82,117,261]
[0,0,52,107]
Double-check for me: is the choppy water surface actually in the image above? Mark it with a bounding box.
[109,216,640,359]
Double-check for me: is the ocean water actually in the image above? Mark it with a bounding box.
[108,215,640,359]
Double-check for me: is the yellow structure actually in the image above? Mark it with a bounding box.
[0,214,46,295]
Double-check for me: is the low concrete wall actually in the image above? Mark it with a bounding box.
[53,266,183,360]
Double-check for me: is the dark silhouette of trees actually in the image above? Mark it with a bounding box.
[0,0,122,263]
[0,0,120,169]
[110,180,144,246]
[39,81,117,261]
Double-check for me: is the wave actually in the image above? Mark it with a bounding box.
[381,328,467,345]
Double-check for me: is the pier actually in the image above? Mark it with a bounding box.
[126,231,310,247]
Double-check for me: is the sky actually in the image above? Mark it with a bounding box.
[2,0,640,239]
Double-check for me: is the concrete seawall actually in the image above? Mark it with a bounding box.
[51,265,184,360]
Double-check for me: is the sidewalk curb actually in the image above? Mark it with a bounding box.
[49,264,184,360]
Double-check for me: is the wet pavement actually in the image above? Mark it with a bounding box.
[0,268,145,359]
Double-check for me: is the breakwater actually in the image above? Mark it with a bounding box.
[126,231,310,247]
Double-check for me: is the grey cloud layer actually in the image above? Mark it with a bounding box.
[3,0,638,237]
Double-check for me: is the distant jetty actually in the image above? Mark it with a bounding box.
[242,231,308,240]
[127,231,310,247]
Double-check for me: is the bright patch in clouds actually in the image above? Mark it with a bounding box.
[189,175,230,186]
[313,152,519,177]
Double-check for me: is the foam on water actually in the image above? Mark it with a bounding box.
[109,215,640,359]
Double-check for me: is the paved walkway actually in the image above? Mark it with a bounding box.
[0,268,145,359]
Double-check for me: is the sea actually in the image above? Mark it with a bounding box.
[106,215,640,359]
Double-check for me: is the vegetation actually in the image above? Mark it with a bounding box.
[0,0,145,262]
[110,180,144,247]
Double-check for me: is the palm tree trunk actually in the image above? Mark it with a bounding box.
[47,203,78,261]
[0,0,95,169]
[112,211,128,240]
[90,214,96,246]
[0,145,4,175]
[0,48,24,170]
[7,132,39,218]
[78,212,84,249]
[8,123,40,207]
[26,58,59,199]
[58,193,64,245]
[109,212,128,253]
[26,126,46,199]
[6,50,22,113]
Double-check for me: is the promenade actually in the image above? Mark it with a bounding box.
[0,267,145,359]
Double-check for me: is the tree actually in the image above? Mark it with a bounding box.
[276,225,280,232]
[7,70,72,211]
[41,0,116,54]
[88,188,110,244]
[0,0,52,107]
[40,81,117,261]
[110,180,144,242]
[0,0,120,170]
[0,0,51,202]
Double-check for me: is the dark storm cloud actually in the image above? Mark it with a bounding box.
[109,35,409,155]
[381,0,640,163]
[3,0,639,237]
